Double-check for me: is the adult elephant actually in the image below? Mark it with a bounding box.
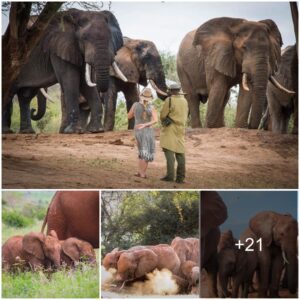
[171,237,199,264]
[4,8,124,134]
[41,191,99,248]
[266,44,298,133]
[201,191,228,297]
[177,17,293,128]
[249,211,298,297]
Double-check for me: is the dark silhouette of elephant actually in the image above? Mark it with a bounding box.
[41,191,99,248]
[3,9,124,134]
[201,191,228,297]
[177,17,293,129]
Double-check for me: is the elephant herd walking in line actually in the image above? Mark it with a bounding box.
[102,236,200,294]
[3,8,297,135]
[201,192,298,298]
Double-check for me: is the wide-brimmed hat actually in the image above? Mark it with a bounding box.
[168,82,181,90]
[140,88,153,102]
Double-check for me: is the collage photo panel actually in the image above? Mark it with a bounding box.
[1,1,299,300]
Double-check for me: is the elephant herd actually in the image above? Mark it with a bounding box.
[201,192,298,298]
[2,191,99,272]
[3,9,297,135]
[102,236,200,294]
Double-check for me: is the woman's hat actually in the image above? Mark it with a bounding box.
[140,88,153,102]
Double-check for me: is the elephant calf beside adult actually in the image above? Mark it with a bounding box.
[41,191,99,248]
[3,8,124,134]
[177,17,294,129]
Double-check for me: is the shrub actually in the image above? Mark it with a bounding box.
[2,210,33,228]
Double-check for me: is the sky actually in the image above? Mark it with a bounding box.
[1,1,296,54]
[218,191,298,238]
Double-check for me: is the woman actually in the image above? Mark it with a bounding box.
[128,88,158,178]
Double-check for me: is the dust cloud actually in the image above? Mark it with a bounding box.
[101,266,117,290]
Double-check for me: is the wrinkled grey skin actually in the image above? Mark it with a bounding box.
[3,9,123,134]
[177,17,282,129]
[265,45,298,134]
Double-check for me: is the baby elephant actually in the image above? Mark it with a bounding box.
[60,237,96,267]
[181,260,200,292]
[2,230,61,272]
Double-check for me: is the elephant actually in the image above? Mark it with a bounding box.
[180,260,200,291]
[3,8,124,134]
[41,191,99,248]
[217,229,258,298]
[201,191,228,297]
[249,211,298,297]
[177,17,294,129]
[265,44,298,134]
[2,230,61,271]
[102,37,168,131]
[171,237,200,265]
[60,237,96,267]
[115,244,180,283]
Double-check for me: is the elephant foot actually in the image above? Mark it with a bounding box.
[104,125,114,132]
[2,126,14,134]
[86,123,104,133]
[63,124,84,134]
[19,127,36,134]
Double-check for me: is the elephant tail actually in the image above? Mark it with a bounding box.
[41,206,50,233]
[31,89,47,121]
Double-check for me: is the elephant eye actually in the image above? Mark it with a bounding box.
[78,18,88,28]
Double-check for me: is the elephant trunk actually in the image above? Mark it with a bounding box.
[31,89,47,121]
[285,249,298,294]
[249,59,269,129]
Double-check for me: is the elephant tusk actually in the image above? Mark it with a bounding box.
[149,79,169,97]
[85,63,97,87]
[39,88,54,103]
[242,73,250,92]
[282,250,289,265]
[269,75,295,95]
[119,280,127,290]
[112,62,128,82]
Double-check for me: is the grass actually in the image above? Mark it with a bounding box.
[2,264,99,298]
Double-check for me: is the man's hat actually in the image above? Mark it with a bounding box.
[168,82,181,90]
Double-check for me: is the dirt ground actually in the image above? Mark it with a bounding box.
[2,128,298,189]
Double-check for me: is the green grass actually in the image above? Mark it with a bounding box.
[2,264,99,298]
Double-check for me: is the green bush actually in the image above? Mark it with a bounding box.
[22,203,47,221]
[2,210,33,228]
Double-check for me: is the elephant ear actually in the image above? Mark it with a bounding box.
[193,17,244,79]
[249,211,277,247]
[201,191,228,236]
[259,19,283,73]
[23,232,45,260]
[42,10,83,66]
[61,238,81,262]
[110,45,139,83]
[102,10,123,54]
[48,230,58,239]
[134,249,158,278]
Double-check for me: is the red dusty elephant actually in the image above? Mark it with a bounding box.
[171,237,199,264]
[41,191,99,248]
[2,230,61,271]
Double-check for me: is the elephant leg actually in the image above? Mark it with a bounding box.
[269,250,284,297]
[235,88,252,128]
[103,86,118,131]
[79,107,90,131]
[218,270,230,297]
[2,100,14,133]
[18,92,37,134]
[59,92,68,133]
[80,83,104,133]
[123,83,139,130]
[51,55,81,134]
[187,93,201,128]
[232,275,243,298]
[216,90,230,127]
[206,76,230,128]
[292,94,298,134]
[281,106,291,133]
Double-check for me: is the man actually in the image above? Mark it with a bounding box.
[160,82,188,183]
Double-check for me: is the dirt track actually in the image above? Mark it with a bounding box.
[2,128,298,189]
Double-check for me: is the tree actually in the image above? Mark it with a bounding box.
[160,51,179,82]
[2,2,63,108]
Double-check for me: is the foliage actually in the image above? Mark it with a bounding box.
[2,264,99,298]
[2,210,33,228]
[101,191,199,255]
[160,51,178,82]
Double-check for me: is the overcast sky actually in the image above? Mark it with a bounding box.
[1,1,296,54]
[219,191,298,238]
